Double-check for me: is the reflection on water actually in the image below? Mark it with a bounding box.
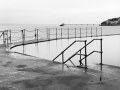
[12,35,120,67]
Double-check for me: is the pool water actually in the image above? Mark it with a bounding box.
[11,35,120,67]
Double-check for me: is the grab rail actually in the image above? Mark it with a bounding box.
[64,39,102,63]
[0,32,3,38]
[53,40,87,63]
[56,38,103,69]
[79,51,102,61]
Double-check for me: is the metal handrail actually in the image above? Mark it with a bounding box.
[79,51,102,61]
[0,32,3,38]
[53,40,86,61]
[64,39,102,64]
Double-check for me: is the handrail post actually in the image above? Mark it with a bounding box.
[5,30,8,47]
[9,29,11,46]
[68,28,69,39]
[61,28,62,39]
[7,30,8,47]
[46,28,48,40]
[79,50,82,66]
[37,29,38,42]
[75,28,76,38]
[35,28,36,40]
[56,28,57,39]
[21,30,24,45]
[80,28,81,38]
[100,39,103,65]
[46,28,47,39]
[49,28,50,40]
[96,27,97,37]
[101,27,102,37]
[91,27,92,37]
[85,40,87,69]
[86,27,87,37]
[62,52,64,64]
[47,28,50,40]
[3,31,5,45]
[4,30,6,46]
[24,29,25,44]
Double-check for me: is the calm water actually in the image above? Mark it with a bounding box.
[11,35,120,67]
[0,25,120,67]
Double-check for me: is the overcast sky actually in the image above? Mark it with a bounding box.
[0,0,120,24]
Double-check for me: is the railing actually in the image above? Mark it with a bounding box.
[78,51,102,61]
[53,39,103,69]
[0,31,4,45]
[0,27,102,49]
[0,32,3,38]
[53,40,87,62]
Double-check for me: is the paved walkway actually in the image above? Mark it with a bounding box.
[0,45,120,90]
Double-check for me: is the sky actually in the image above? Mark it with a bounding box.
[0,0,120,25]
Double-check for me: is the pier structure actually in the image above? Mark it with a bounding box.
[60,23,100,26]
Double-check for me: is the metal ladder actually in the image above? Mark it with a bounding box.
[53,39,103,69]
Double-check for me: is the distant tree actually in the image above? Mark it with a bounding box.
[110,18,118,21]
[101,21,107,26]
[118,20,120,25]
[101,17,120,26]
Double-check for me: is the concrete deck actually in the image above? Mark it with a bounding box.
[0,45,120,90]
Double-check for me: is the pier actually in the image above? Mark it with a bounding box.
[60,23,100,26]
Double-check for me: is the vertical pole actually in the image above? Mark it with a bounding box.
[5,31,7,47]
[9,29,11,46]
[86,27,87,37]
[61,28,62,39]
[62,52,64,64]
[24,29,25,44]
[49,28,50,40]
[101,27,102,37]
[80,50,81,65]
[37,29,38,42]
[80,28,81,38]
[46,28,48,40]
[46,28,47,39]
[75,28,76,38]
[35,28,36,40]
[96,27,97,37]
[91,27,92,37]
[68,28,69,39]
[21,30,24,45]
[100,39,103,65]
[62,52,64,69]
[4,31,6,46]
[3,31,4,45]
[7,30,8,47]
[56,28,57,39]
[85,41,87,69]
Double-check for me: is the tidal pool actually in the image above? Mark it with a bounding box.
[11,35,120,67]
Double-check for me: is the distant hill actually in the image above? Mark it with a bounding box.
[101,17,120,26]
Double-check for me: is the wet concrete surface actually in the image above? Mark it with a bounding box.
[0,45,120,90]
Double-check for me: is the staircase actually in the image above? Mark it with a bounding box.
[53,39,103,69]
